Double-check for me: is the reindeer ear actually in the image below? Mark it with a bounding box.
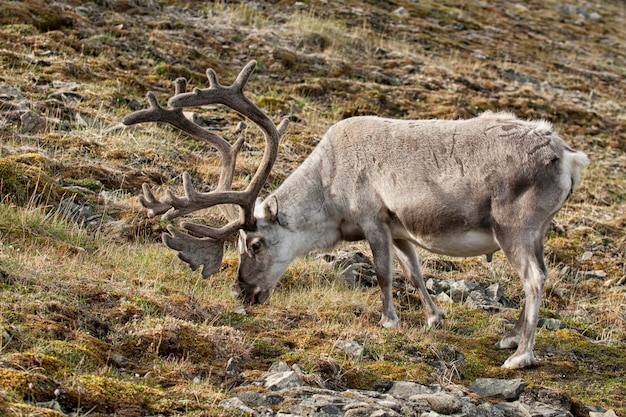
[265,195,279,222]
[238,230,248,255]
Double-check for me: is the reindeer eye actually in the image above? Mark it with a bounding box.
[249,238,263,253]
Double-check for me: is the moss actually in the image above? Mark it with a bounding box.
[0,154,62,206]
[0,368,58,403]
[0,352,66,377]
[73,374,164,414]
[2,402,65,417]
[342,366,378,390]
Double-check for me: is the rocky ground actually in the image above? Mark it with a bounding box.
[0,0,624,416]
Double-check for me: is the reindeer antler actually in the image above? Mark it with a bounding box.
[123,60,289,277]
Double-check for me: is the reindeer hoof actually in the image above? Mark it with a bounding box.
[426,308,446,328]
[379,315,399,328]
[502,352,535,369]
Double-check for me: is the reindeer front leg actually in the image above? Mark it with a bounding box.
[363,220,399,328]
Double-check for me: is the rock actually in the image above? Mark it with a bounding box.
[268,361,292,373]
[465,288,491,308]
[475,402,507,417]
[590,411,619,417]
[493,401,530,417]
[537,317,567,331]
[412,393,463,415]
[486,283,504,303]
[340,263,378,287]
[224,362,586,417]
[426,278,442,294]
[334,339,364,359]
[264,370,306,391]
[469,378,526,400]
[282,393,354,416]
[436,292,454,304]
[580,251,593,261]
[449,280,479,302]
[219,397,258,415]
[392,7,409,18]
[386,381,438,399]
[237,390,284,407]
[527,403,573,417]
[575,270,607,280]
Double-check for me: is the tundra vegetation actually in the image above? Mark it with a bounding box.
[0,0,624,416]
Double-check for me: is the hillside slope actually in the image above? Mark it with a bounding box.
[0,0,624,416]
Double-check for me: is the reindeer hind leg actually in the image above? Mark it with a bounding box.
[495,228,548,369]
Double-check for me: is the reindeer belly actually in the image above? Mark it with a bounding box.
[412,229,499,257]
[389,190,498,257]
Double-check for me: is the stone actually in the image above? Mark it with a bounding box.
[412,393,463,415]
[493,401,529,417]
[426,278,443,294]
[590,411,619,417]
[449,280,480,302]
[386,381,438,399]
[537,318,567,331]
[469,378,526,400]
[219,397,258,415]
[392,7,409,18]
[334,339,364,359]
[486,283,504,303]
[527,403,573,417]
[465,288,491,308]
[237,391,284,407]
[580,251,593,261]
[268,361,292,373]
[264,370,306,391]
[436,292,454,304]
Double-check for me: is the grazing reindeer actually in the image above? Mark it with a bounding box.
[124,60,589,369]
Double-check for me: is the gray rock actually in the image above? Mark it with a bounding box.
[465,288,491,308]
[334,339,364,359]
[537,318,568,331]
[493,401,529,417]
[476,402,507,417]
[426,278,443,294]
[284,393,354,416]
[237,391,284,407]
[264,370,306,391]
[469,378,526,400]
[386,381,439,399]
[219,397,258,415]
[392,7,409,18]
[590,411,619,417]
[486,283,504,303]
[449,280,480,302]
[268,360,292,373]
[527,403,573,417]
[412,393,463,415]
[436,292,454,304]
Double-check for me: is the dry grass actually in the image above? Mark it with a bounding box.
[0,0,625,415]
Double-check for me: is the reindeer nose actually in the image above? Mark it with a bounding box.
[232,281,262,304]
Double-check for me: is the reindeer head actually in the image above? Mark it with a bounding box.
[233,195,299,304]
[123,60,288,303]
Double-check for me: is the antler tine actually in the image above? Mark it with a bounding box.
[124,60,288,278]
[123,77,246,224]
[168,60,289,230]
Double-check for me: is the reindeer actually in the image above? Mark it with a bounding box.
[123,60,589,369]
